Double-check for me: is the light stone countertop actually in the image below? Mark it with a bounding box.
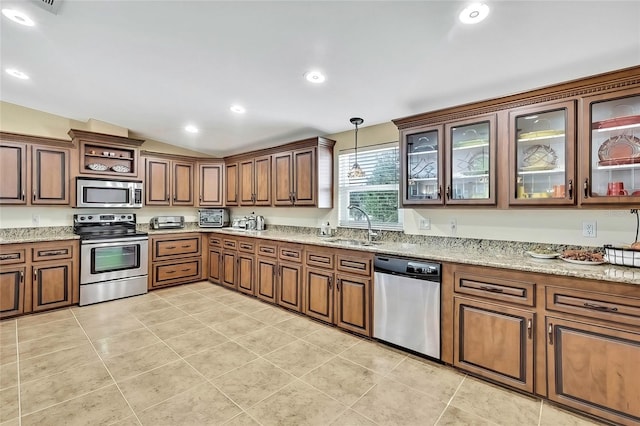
[2,226,639,285]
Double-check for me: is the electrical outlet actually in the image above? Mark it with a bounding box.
[32,214,40,226]
[419,218,431,230]
[450,218,457,235]
[582,221,597,238]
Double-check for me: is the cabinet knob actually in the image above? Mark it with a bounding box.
[33,191,36,201]
[446,186,451,200]
[568,179,573,199]
[583,178,589,198]
[21,191,25,201]
[437,186,442,199]
[20,271,24,283]
[547,323,553,345]
[527,319,532,339]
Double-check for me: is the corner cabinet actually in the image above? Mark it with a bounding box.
[197,161,224,207]
[0,133,71,206]
[579,87,640,205]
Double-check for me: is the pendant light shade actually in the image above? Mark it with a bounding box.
[348,117,365,179]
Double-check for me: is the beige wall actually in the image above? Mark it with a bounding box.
[0,102,636,246]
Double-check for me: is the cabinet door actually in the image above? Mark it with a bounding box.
[145,158,171,205]
[445,115,496,205]
[237,254,255,295]
[222,250,237,289]
[172,161,194,205]
[580,88,640,205]
[272,152,293,206]
[277,262,302,312]
[509,100,576,206]
[199,163,223,206]
[256,257,277,304]
[32,261,74,312]
[254,155,272,206]
[454,296,534,393]
[293,148,315,205]
[31,145,69,205]
[208,248,222,284]
[225,162,239,206]
[239,159,255,205]
[335,274,370,336]
[304,267,333,324]
[546,317,640,425]
[0,266,26,319]
[0,142,27,205]
[401,125,444,206]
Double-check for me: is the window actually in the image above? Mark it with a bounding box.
[338,142,402,230]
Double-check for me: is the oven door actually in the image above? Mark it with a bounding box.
[80,237,148,285]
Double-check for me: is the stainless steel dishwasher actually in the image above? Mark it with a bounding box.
[374,255,441,359]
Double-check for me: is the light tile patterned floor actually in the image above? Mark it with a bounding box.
[0,281,604,426]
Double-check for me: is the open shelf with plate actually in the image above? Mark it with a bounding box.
[509,100,576,205]
[69,129,144,179]
[581,88,640,204]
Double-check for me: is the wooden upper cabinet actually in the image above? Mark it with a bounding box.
[143,153,194,206]
[254,155,271,205]
[292,148,315,205]
[401,125,444,206]
[225,162,239,206]
[239,159,255,205]
[69,129,143,179]
[272,151,293,206]
[0,134,71,206]
[509,100,577,206]
[198,162,224,207]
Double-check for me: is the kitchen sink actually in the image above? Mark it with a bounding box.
[326,238,380,247]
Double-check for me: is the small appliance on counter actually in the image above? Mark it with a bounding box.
[150,216,185,230]
[199,208,229,228]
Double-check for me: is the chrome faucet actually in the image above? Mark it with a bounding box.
[347,205,377,244]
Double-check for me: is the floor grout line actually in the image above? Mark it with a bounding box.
[14,319,22,426]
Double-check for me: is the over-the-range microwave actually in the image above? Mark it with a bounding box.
[76,177,143,209]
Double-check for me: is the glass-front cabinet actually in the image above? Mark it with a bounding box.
[402,125,443,205]
[509,100,576,205]
[581,88,640,204]
[445,115,496,205]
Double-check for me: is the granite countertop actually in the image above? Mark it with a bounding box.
[2,226,639,285]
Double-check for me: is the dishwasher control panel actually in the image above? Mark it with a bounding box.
[374,256,441,280]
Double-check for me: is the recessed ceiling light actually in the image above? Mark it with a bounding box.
[304,71,326,84]
[184,125,199,133]
[2,9,35,26]
[459,3,490,24]
[5,68,29,80]
[230,105,246,114]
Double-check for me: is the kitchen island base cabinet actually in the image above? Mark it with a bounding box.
[454,297,535,393]
[546,317,640,426]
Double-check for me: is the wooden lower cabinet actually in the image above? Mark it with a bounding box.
[237,254,255,295]
[256,257,277,304]
[546,316,640,426]
[277,261,302,312]
[222,250,237,289]
[453,296,535,393]
[208,248,222,284]
[0,266,26,318]
[304,267,333,323]
[32,261,74,311]
[335,273,371,336]
[152,259,201,288]
[150,234,203,289]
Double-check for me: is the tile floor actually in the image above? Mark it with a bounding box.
[0,281,605,426]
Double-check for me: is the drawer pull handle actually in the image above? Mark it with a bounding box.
[181,245,191,248]
[166,270,176,274]
[341,260,365,269]
[583,302,618,313]
[527,319,532,339]
[479,285,504,293]
[40,250,65,256]
[0,254,20,260]
[166,246,176,249]
[261,247,274,253]
[282,251,297,257]
[181,268,191,272]
[548,323,553,345]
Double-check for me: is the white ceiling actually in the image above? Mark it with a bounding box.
[1,1,639,156]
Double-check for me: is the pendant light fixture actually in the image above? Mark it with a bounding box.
[348,117,365,179]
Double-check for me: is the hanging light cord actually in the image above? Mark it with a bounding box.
[354,122,359,165]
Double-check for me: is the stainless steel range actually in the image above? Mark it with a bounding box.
[74,213,148,306]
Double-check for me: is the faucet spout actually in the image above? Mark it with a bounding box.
[347,205,376,244]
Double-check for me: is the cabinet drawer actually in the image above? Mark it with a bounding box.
[546,286,640,327]
[237,239,255,253]
[257,242,277,258]
[153,259,202,286]
[454,272,535,307]
[222,239,237,250]
[279,245,303,263]
[305,250,334,269]
[209,235,223,248]
[32,242,74,262]
[336,253,372,276]
[0,247,26,265]
[155,237,201,258]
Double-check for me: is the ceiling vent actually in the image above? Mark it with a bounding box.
[30,0,62,14]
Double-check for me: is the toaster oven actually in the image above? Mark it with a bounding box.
[198,209,229,228]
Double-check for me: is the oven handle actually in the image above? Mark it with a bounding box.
[81,236,149,246]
